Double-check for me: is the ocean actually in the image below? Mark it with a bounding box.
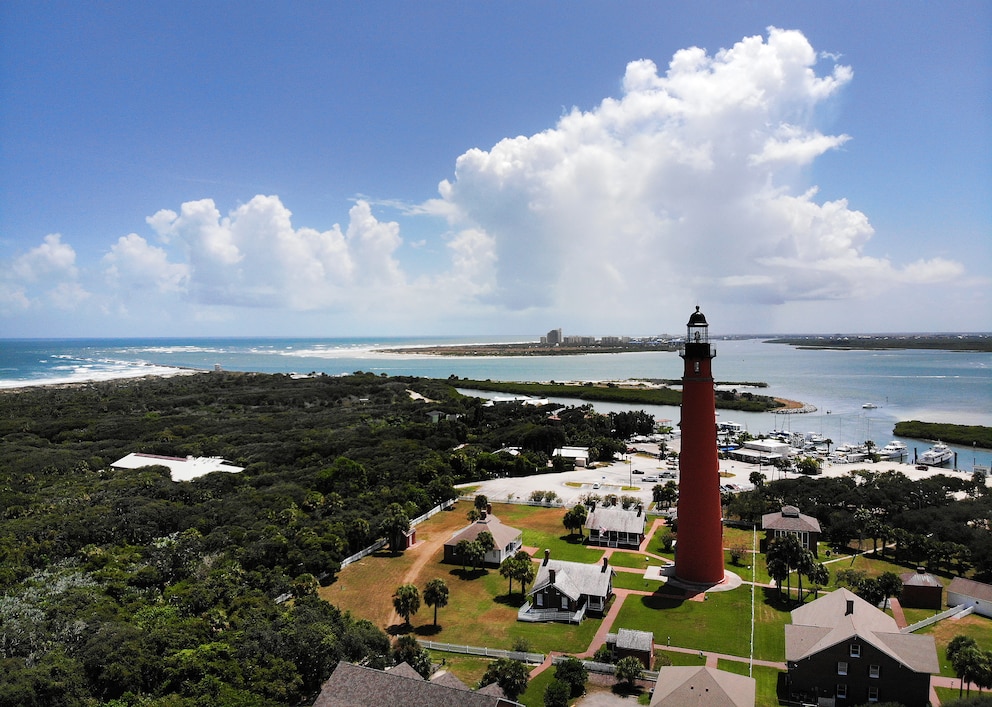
[1,336,989,468]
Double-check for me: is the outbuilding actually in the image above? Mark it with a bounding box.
[899,567,943,610]
[946,577,992,618]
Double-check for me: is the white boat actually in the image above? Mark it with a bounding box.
[879,441,907,460]
[919,442,953,467]
[862,403,878,409]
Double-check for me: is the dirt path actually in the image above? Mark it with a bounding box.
[385,531,449,630]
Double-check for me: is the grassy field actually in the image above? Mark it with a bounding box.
[919,612,992,678]
[325,499,989,705]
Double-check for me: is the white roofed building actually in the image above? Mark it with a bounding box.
[111,452,244,482]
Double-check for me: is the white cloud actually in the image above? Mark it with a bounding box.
[5,27,975,335]
[12,234,78,282]
[428,26,962,322]
[1,234,91,311]
[104,233,189,293]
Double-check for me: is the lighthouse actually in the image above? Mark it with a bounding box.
[674,306,726,586]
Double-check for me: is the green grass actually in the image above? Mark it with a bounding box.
[517,667,557,707]
[656,649,706,666]
[613,584,790,661]
[425,651,493,689]
[494,504,606,564]
[612,571,665,592]
[609,551,653,569]
[919,613,992,678]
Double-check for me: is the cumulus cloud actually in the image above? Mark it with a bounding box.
[104,233,189,293]
[143,195,412,311]
[12,234,78,282]
[426,26,962,319]
[5,27,971,333]
[1,233,90,312]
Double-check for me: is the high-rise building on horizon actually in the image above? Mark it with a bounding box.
[674,306,726,586]
[545,328,562,346]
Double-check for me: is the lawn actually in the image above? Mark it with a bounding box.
[612,571,665,592]
[919,613,992,678]
[495,503,606,564]
[609,550,654,569]
[324,500,809,684]
[425,651,493,690]
[656,649,705,666]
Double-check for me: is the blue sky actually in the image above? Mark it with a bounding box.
[2,1,989,337]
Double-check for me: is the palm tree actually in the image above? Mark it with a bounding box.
[423,578,449,626]
[392,583,420,629]
[513,550,536,594]
[948,635,979,697]
[500,555,519,594]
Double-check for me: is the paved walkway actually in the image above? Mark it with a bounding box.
[889,597,908,629]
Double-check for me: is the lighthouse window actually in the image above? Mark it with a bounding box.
[694,362,700,374]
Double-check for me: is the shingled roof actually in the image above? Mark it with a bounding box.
[445,513,522,550]
[649,666,755,707]
[761,505,821,533]
[314,662,521,707]
[947,576,992,603]
[530,556,613,601]
[785,588,938,674]
[584,506,647,535]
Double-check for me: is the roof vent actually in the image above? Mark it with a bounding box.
[782,505,800,518]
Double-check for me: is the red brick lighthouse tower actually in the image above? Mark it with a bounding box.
[674,306,725,586]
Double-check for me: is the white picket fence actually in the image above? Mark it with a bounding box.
[340,498,455,569]
[901,604,970,634]
[417,640,544,665]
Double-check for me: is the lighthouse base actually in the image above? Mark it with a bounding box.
[659,566,744,594]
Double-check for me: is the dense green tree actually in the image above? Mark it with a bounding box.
[379,504,411,552]
[479,658,529,700]
[563,504,588,536]
[392,634,432,679]
[543,678,570,707]
[553,656,588,697]
[614,655,644,689]
[877,571,903,610]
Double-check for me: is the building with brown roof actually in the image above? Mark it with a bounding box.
[443,511,523,567]
[946,576,992,618]
[649,666,755,707]
[518,550,614,623]
[314,661,523,707]
[584,504,647,548]
[761,505,821,552]
[784,588,938,707]
[899,567,943,610]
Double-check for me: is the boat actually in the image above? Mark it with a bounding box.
[879,441,907,460]
[918,442,953,467]
[862,403,878,409]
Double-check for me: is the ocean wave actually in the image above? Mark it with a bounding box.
[0,358,198,390]
[120,345,230,355]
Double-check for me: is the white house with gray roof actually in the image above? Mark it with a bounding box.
[443,511,522,567]
[584,504,647,548]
